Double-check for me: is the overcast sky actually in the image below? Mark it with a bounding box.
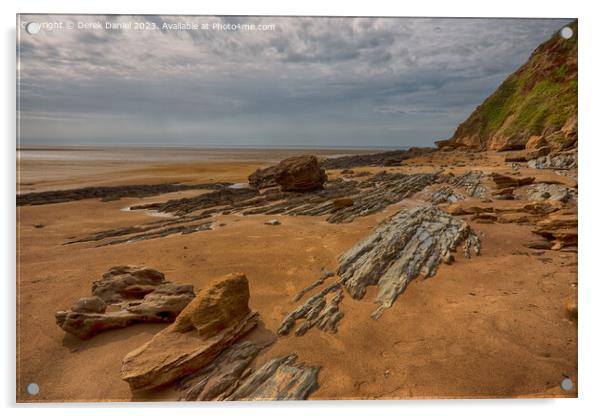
[17,15,572,148]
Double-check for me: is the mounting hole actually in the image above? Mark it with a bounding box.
[560,378,573,391]
[25,22,41,35]
[26,383,39,395]
[560,26,573,40]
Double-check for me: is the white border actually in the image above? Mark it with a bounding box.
[3,1,601,415]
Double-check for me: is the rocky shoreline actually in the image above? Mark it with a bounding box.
[43,146,578,400]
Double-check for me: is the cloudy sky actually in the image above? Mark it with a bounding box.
[17,15,572,148]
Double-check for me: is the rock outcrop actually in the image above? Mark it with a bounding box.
[278,281,344,336]
[437,21,577,151]
[225,354,319,400]
[178,341,263,401]
[17,182,231,206]
[491,173,535,189]
[248,165,280,189]
[121,273,258,391]
[526,183,577,203]
[528,150,577,170]
[55,266,195,339]
[320,147,433,170]
[531,209,577,250]
[337,205,480,319]
[248,155,327,191]
[177,342,320,401]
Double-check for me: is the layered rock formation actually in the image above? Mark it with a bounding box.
[17,182,231,206]
[278,281,344,336]
[320,147,433,170]
[528,149,577,170]
[178,344,320,401]
[225,354,319,400]
[337,205,480,319]
[437,21,577,152]
[55,266,195,339]
[532,209,577,250]
[69,172,443,248]
[121,273,258,391]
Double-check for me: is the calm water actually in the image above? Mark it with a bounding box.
[17,146,399,163]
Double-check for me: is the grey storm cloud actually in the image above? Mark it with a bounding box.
[17,15,573,147]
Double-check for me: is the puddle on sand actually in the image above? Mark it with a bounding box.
[120,206,175,218]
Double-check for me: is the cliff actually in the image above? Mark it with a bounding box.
[437,20,577,152]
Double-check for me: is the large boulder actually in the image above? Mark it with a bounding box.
[121,273,258,391]
[248,165,279,189]
[248,155,327,191]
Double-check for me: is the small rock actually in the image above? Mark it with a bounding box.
[264,219,281,226]
[564,300,577,321]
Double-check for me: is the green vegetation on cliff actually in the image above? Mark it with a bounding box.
[442,20,577,150]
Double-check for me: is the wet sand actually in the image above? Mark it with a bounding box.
[16,148,577,402]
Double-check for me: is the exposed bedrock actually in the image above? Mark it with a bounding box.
[320,147,434,170]
[130,187,259,217]
[17,182,231,206]
[177,341,320,401]
[122,172,441,224]
[337,205,481,319]
[531,209,577,250]
[278,281,344,336]
[66,170,489,248]
[528,149,578,170]
[225,354,319,401]
[55,266,195,339]
[177,341,263,401]
[66,215,214,247]
[121,273,258,391]
[491,173,535,189]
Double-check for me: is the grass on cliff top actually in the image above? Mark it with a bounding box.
[453,20,577,144]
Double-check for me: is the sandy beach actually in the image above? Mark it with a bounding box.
[16,147,577,402]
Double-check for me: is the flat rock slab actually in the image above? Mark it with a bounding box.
[121,273,258,391]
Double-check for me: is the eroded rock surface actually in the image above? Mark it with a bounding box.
[491,173,535,189]
[226,354,319,401]
[121,273,258,391]
[528,150,577,170]
[177,341,319,401]
[320,148,433,170]
[337,205,480,318]
[65,167,490,249]
[17,182,231,206]
[248,155,327,192]
[55,266,195,339]
[92,265,167,303]
[532,209,577,250]
[278,282,344,336]
[177,341,263,401]
[526,183,577,203]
